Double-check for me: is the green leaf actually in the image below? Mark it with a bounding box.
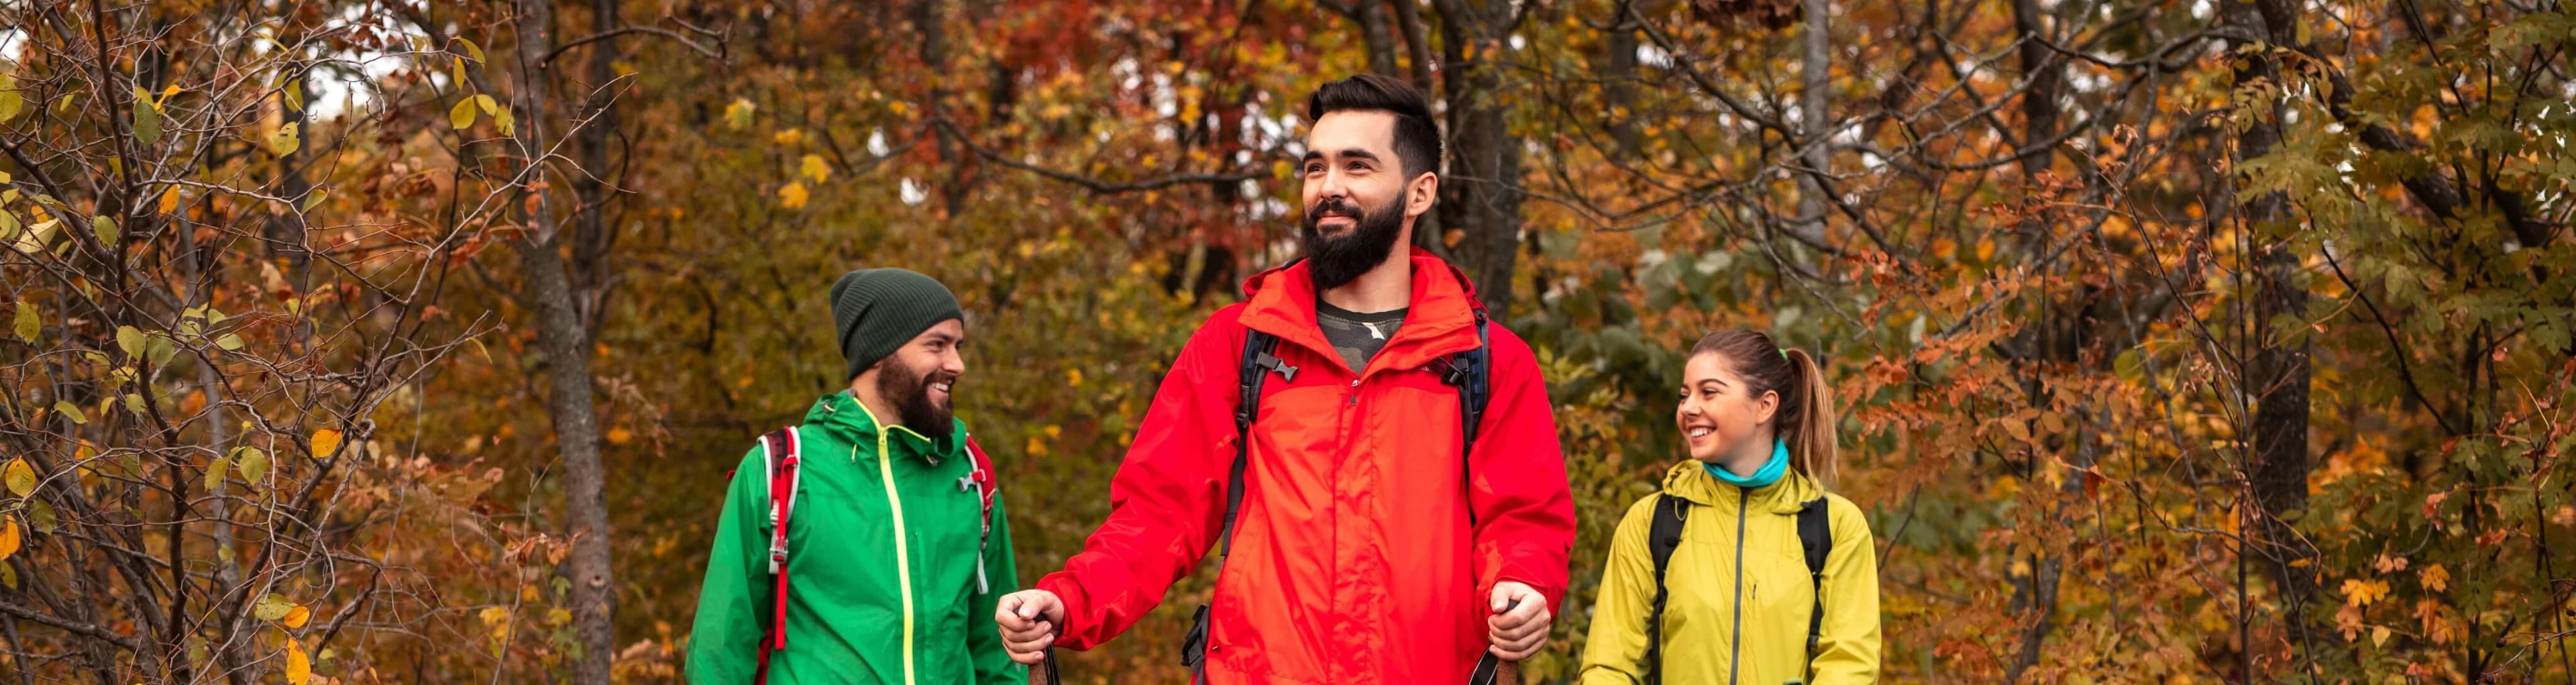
[52,401,84,425]
[1,209,18,240]
[2114,349,2144,382]
[0,89,19,123]
[11,303,35,344]
[724,98,755,130]
[2,459,32,497]
[494,107,515,137]
[146,334,175,366]
[284,78,304,113]
[51,93,74,115]
[254,594,294,622]
[117,325,144,356]
[25,500,53,535]
[301,189,327,212]
[216,333,245,351]
[91,215,117,245]
[204,453,229,490]
[450,97,478,129]
[130,87,161,146]
[123,394,144,414]
[234,447,270,486]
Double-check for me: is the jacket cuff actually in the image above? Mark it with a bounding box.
[1495,566,1564,616]
[1035,573,1094,650]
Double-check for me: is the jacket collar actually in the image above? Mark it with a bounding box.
[1235,247,1487,377]
[806,390,961,464]
[1659,459,1822,515]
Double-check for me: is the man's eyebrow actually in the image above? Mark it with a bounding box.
[1338,148,1383,162]
[1301,150,1325,162]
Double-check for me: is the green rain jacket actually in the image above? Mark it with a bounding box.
[686,391,1022,685]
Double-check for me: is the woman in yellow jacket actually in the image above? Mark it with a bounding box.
[1582,330,1881,684]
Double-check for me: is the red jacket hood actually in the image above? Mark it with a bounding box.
[1234,247,1488,376]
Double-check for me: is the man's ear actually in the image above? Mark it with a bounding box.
[1404,172,1440,219]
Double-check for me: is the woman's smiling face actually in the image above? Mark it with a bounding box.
[1676,352,1780,466]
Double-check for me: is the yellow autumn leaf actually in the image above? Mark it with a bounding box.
[723,98,755,130]
[283,604,311,629]
[777,182,808,209]
[449,97,478,129]
[284,639,311,685]
[2420,564,2449,592]
[0,518,19,560]
[3,458,32,496]
[800,154,830,183]
[606,427,633,445]
[311,428,343,458]
[2343,578,2390,607]
[773,128,803,146]
[158,188,180,214]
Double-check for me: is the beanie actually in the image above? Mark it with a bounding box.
[830,268,963,380]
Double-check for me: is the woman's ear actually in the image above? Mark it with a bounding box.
[1755,389,1781,426]
[1404,172,1440,219]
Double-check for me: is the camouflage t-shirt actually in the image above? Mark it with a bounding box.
[1316,299,1407,373]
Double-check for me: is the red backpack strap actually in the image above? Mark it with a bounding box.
[961,436,1000,593]
[754,426,800,682]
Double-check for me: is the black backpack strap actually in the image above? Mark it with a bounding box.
[1444,313,1503,685]
[1641,493,1690,685]
[1184,329,1289,680]
[1440,311,1493,522]
[1796,496,1833,654]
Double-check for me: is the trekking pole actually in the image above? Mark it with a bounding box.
[1032,647,1062,685]
[1468,597,1527,685]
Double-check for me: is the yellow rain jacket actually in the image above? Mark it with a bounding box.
[1580,461,1880,684]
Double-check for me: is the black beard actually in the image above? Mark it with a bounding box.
[875,358,955,441]
[1300,197,1407,291]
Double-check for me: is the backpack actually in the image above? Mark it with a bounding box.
[1639,490,1833,685]
[745,425,1001,684]
[1181,309,1503,685]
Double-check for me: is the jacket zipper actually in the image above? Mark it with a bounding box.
[873,419,918,685]
[1727,493,1748,685]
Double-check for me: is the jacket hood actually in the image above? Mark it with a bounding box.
[1659,458,1824,514]
[1234,246,1487,376]
[803,390,965,462]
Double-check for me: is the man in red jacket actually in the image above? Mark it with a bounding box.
[994,74,1577,684]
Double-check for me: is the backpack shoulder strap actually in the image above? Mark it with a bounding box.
[1223,330,1286,560]
[1440,312,1494,527]
[755,426,800,681]
[1641,493,1691,685]
[962,436,1000,594]
[1189,329,1288,676]
[1796,495,1833,653]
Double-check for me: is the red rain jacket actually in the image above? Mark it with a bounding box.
[1036,249,1577,685]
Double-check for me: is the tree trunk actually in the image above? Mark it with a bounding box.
[1431,0,1526,317]
[509,1,617,682]
[2220,0,2322,676]
[1603,1,1644,156]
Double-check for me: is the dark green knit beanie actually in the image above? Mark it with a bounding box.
[830,268,963,380]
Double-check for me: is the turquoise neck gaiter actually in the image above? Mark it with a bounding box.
[1707,439,1791,489]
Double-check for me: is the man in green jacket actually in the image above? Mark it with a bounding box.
[687,268,1022,685]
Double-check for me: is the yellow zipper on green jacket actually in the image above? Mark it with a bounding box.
[855,401,918,685]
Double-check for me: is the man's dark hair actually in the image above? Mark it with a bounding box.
[1305,74,1442,180]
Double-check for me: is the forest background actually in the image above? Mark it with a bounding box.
[0,0,2570,682]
